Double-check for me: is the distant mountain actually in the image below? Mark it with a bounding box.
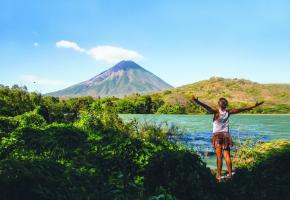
[46,60,173,97]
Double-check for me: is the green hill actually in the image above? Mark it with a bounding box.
[153,77,290,113]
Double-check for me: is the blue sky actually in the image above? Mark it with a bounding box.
[1,0,290,93]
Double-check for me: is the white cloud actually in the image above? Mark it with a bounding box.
[20,75,67,86]
[33,42,39,47]
[86,45,143,63]
[56,40,84,52]
[55,40,143,63]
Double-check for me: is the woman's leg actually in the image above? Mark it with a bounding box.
[215,147,223,178]
[223,148,232,177]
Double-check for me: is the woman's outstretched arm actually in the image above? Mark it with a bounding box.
[192,95,217,114]
[229,101,264,114]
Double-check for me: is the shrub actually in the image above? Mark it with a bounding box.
[0,116,18,134]
[144,148,218,200]
[0,159,106,200]
[15,109,46,128]
[229,140,290,200]
[156,103,186,114]
[233,140,290,169]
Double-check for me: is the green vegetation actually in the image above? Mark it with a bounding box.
[94,77,290,114]
[29,77,290,115]
[228,140,290,199]
[1,85,290,199]
[148,77,290,114]
[0,85,218,199]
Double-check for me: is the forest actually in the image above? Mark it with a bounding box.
[0,85,289,200]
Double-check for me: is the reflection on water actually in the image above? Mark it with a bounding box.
[120,114,290,168]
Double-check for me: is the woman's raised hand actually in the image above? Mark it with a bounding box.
[255,101,264,107]
[192,95,198,101]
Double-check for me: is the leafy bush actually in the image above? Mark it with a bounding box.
[144,148,218,200]
[229,140,290,200]
[15,109,46,128]
[0,85,35,116]
[0,159,97,200]
[156,103,186,114]
[233,140,290,169]
[0,116,18,134]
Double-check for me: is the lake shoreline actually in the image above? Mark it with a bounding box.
[120,114,290,167]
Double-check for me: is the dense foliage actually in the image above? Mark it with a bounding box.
[0,85,289,199]
[226,140,290,200]
[0,86,218,200]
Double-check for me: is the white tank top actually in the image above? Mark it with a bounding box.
[213,109,229,133]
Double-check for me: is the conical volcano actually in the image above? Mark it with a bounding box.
[46,60,173,97]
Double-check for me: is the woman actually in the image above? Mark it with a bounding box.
[192,96,264,180]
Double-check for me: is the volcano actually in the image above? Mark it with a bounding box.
[46,60,173,97]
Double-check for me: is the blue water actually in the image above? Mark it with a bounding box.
[120,114,290,168]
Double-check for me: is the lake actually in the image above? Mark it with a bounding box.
[120,114,290,168]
